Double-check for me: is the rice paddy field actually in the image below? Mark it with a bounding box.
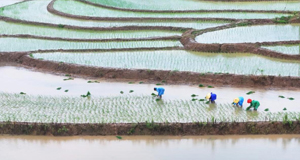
[0,0,299,126]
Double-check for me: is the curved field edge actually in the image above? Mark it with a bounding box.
[0,122,299,136]
[182,20,300,59]
[75,0,295,14]
[0,52,299,89]
[48,0,240,21]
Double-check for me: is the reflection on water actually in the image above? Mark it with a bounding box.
[0,135,299,160]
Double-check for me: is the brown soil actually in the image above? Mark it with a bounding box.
[75,0,293,14]
[0,121,299,136]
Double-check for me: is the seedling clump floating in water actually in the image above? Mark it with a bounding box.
[279,95,285,98]
[129,90,134,93]
[264,108,269,111]
[57,87,62,90]
[288,97,294,100]
[63,77,74,81]
[198,84,204,87]
[246,91,255,95]
[139,82,144,84]
[65,74,71,77]
[65,90,69,92]
[283,108,287,111]
[19,92,26,95]
[156,83,162,86]
[191,94,198,97]
[81,91,91,98]
[199,99,205,101]
[207,85,214,88]
[120,91,124,94]
[116,136,122,139]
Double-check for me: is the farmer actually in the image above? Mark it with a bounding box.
[233,97,244,107]
[206,92,217,103]
[154,87,165,99]
[246,99,260,111]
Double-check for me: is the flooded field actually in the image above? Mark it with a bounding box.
[196,25,300,44]
[33,50,300,76]
[0,135,300,160]
[0,0,299,129]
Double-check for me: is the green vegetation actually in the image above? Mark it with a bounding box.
[246,91,255,95]
[273,16,292,24]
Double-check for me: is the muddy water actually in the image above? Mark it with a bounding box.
[0,0,23,7]
[0,135,299,160]
[0,66,299,112]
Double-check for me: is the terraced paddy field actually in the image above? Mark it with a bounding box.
[0,0,300,138]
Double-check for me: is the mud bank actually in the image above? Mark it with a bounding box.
[74,0,294,14]
[181,22,300,60]
[1,52,300,89]
[0,122,300,136]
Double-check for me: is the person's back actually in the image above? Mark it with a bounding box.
[154,87,165,99]
[238,97,244,107]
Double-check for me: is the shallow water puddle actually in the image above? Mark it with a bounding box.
[0,66,299,112]
[0,135,299,160]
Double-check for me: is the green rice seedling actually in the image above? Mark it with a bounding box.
[279,95,285,98]
[283,108,287,111]
[192,98,197,101]
[19,92,26,95]
[129,90,134,93]
[128,82,134,84]
[205,101,210,104]
[65,74,71,77]
[264,108,269,112]
[151,93,157,96]
[156,99,161,101]
[63,77,74,81]
[57,24,65,28]
[191,94,198,97]
[198,84,204,87]
[199,99,205,101]
[288,97,295,100]
[87,81,93,83]
[56,87,62,90]
[29,54,34,58]
[207,86,214,88]
[120,91,124,94]
[65,90,69,92]
[156,83,162,86]
[139,82,144,84]
[246,91,255,95]
[81,91,91,98]
[116,136,122,139]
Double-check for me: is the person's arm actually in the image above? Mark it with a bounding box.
[246,102,253,110]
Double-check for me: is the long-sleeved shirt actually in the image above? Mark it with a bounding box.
[248,100,260,109]
[210,93,217,101]
[155,87,165,96]
[236,97,244,106]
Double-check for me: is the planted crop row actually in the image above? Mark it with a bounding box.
[54,0,290,19]
[0,21,182,39]
[196,24,300,44]
[0,92,299,123]
[0,38,182,52]
[0,1,228,29]
[89,0,300,11]
[33,50,300,76]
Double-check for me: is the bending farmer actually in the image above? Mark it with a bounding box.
[233,97,244,107]
[206,92,217,103]
[154,87,165,99]
[246,99,260,111]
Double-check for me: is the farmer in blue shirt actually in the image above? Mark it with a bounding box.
[233,97,244,107]
[154,87,165,99]
[206,92,217,103]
